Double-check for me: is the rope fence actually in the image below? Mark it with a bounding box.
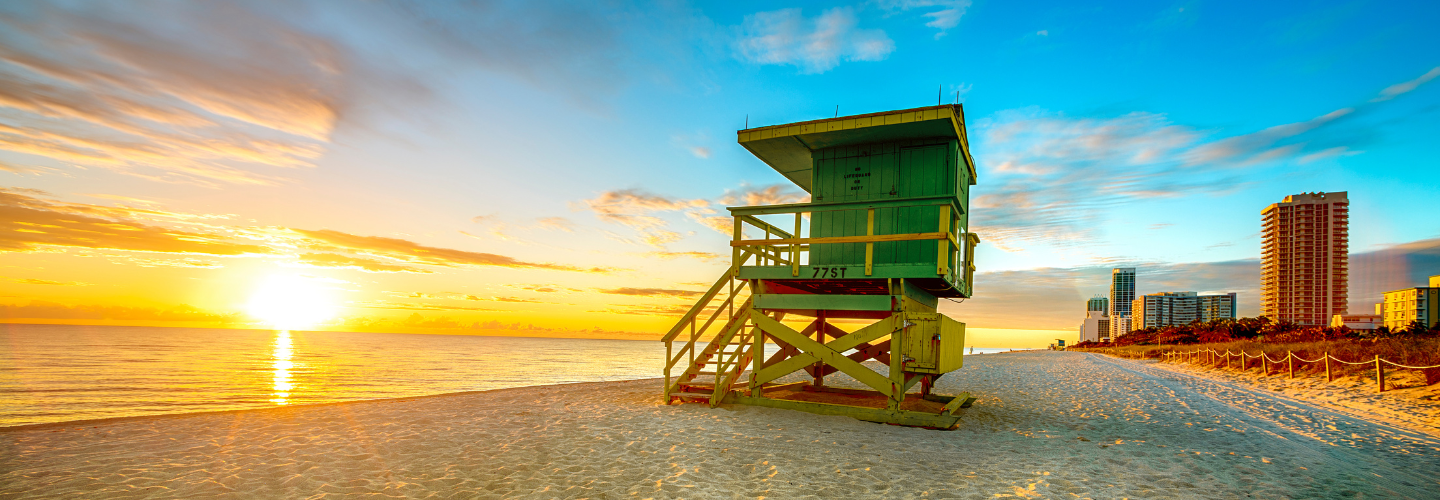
[1160,348,1440,393]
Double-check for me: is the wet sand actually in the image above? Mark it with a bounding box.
[4,351,1439,498]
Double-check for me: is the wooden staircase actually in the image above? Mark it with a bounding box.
[663,251,761,407]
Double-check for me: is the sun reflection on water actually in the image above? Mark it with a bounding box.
[271,330,293,405]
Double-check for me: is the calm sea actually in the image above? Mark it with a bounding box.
[1,324,1023,427]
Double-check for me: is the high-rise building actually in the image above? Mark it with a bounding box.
[1197,293,1237,323]
[1078,296,1110,343]
[1380,275,1439,331]
[1261,192,1349,325]
[1109,268,1136,337]
[1133,292,1199,329]
[1087,296,1109,313]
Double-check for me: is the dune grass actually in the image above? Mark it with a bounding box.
[1073,337,1440,383]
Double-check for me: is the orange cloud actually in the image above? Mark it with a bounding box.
[536,217,575,232]
[639,251,721,261]
[289,228,615,273]
[0,188,270,255]
[598,287,703,298]
[9,278,91,286]
[588,303,693,316]
[294,252,432,274]
[1,300,243,323]
[717,183,810,206]
[0,4,389,185]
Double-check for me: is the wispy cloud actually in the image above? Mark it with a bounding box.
[588,303,693,316]
[9,277,91,286]
[506,283,583,294]
[1373,66,1440,102]
[598,287,703,298]
[874,0,972,39]
[0,187,270,255]
[718,183,810,207]
[288,228,616,273]
[735,7,894,74]
[0,300,242,323]
[972,68,1440,249]
[575,189,711,248]
[0,3,373,185]
[536,217,575,232]
[293,252,431,273]
[638,251,721,261]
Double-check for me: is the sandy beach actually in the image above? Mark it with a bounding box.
[4,351,1439,499]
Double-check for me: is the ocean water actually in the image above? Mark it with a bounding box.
[1,323,1024,427]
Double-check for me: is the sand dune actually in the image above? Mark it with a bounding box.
[4,352,1439,498]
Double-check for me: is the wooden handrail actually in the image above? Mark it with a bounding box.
[661,249,754,343]
[727,195,961,216]
[731,231,955,247]
[736,214,793,239]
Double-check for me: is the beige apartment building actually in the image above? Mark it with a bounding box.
[1381,275,1440,330]
[1133,292,1238,329]
[1261,192,1349,325]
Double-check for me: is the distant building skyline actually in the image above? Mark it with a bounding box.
[1132,291,1239,329]
[1261,192,1350,326]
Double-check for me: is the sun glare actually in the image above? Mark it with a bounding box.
[247,275,338,330]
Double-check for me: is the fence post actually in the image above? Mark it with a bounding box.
[1262,353,1268,375]
[1376,355,1384,393]
[1324,352,1332,382]
[1241,351,1246,371]
[1287,351,1293,379]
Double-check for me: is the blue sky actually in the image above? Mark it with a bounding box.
[1,0,1437,344]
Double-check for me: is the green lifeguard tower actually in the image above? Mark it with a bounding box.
[662,105,981,429]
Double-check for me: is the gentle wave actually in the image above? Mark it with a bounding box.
[2,323,1025,427]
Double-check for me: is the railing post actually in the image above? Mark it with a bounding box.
[762,226,770,266]
[1287,351,1293,379]
[865,208,875,276]
[1376,355,1384,393]
[936,205,950,276]
[792,212,802,277]
[1262,353,1268,375]
[1325,352,1332,382]
[751,319,763,397]
[732,217,743,276]
[664,340,673,403]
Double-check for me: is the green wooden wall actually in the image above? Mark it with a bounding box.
[810,139,969,268]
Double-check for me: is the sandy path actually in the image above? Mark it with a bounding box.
[3,351,1438,499]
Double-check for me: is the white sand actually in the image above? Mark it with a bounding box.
[4,351,1440,499]
[1147,353,1440,437]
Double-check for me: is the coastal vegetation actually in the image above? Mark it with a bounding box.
[1072,317,1440,383]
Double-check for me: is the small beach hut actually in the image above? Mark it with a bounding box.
[661,105,981,428]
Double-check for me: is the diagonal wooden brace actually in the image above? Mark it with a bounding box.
[750,311,897,395]
[762,321,814,368]
[807,340,891,378]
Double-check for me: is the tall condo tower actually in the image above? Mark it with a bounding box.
[1109,268,1136,337]
[1261,192,1350,325]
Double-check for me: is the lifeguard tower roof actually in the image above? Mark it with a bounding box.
[737,104,977,193]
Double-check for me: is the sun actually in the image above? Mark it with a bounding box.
[247,275,338,330]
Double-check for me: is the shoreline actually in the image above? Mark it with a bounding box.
[8,352,1437,498]
[0,377,668,433]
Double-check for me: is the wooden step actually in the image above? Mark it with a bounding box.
[672,391,714,401]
